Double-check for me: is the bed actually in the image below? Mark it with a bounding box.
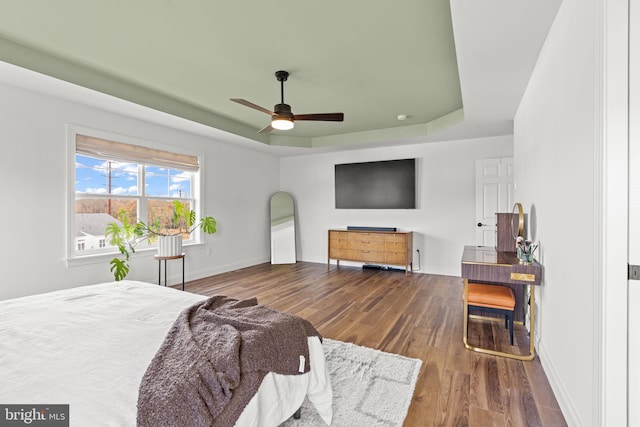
[0,281,333,426]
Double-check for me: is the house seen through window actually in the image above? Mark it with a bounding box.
[73,133,200,256]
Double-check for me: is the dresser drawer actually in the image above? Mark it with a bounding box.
[385,251,407,264]
[348,232,386,243]
[329,231,349,240]
[348,240,384,251]
[384,241,407,253]
[329,247,350,259]
[384,234,407,243]
[329,238,349,249]
[349,249,385,263]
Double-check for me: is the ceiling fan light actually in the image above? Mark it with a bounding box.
[271,118,294,130]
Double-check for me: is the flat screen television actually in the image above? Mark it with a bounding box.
[335,158,416,209]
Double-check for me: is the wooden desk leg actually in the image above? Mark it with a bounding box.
[528,285,535,357]
[463,280,536,361]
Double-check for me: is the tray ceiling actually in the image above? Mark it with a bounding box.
[0,0,561,150]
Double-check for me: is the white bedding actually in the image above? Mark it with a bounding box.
[0,281,332,426]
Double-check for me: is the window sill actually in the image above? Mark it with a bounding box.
[65,242,204,268]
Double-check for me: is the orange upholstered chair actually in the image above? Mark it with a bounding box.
[466,283,516,345]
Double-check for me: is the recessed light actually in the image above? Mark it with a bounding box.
[397,114,408,121]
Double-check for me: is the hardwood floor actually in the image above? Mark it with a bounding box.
[183,262,566,427]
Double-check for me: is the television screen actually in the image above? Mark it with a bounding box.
[335,159,416,209]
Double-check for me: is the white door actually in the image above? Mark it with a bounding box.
[629,1,639,423]
[475,158,515,246]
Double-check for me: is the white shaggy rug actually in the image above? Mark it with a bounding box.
[280,339,422,427]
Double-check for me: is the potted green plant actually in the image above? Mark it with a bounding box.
[104,200,217,281]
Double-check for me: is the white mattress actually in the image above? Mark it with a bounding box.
[0,281,332,426]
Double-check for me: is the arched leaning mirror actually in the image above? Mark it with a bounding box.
[270,192,296,264]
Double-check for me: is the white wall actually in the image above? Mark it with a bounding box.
[0,81,280,300]
[514,0,599,424]
[280,135,513,276]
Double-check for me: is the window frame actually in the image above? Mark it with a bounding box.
[66,125,206,266]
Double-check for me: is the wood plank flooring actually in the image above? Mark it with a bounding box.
[182,262,566,427]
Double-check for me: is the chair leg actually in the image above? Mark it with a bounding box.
[467,304,515,346]
[508,313,514,346]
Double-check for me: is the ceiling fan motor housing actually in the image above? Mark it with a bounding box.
[274,103,293,119]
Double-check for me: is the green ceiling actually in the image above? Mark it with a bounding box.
[0,0,463,148]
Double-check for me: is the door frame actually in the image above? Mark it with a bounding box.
[599,0,629,425]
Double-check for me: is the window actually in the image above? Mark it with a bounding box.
[71,132,201,258]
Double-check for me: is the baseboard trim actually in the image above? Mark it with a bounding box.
[187,257,270,282]
[153,256,270,286]
[537,341,582,426]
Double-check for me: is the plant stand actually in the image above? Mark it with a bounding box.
[154,253,185,291]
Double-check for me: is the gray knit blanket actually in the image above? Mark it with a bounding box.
[137,296,320,427]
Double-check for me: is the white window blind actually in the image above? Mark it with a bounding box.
[76,134,199,172]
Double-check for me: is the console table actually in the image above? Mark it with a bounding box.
[328,229,413,275]
[461,245,541,360]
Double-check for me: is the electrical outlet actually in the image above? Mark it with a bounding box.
[207,247,213,256]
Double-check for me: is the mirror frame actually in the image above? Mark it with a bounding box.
[270,191,296,264]
[511,202,524,240]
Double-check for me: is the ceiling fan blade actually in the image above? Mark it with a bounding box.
[258,123,274,133]
[293,113,344,122]
[230,99,273,115]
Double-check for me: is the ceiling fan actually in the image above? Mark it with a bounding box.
[231,70,344,133]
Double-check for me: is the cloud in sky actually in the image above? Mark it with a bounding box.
[111,186,138,195]
[85,187,108,194]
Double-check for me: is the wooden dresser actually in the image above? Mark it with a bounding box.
[328,229,413,275]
